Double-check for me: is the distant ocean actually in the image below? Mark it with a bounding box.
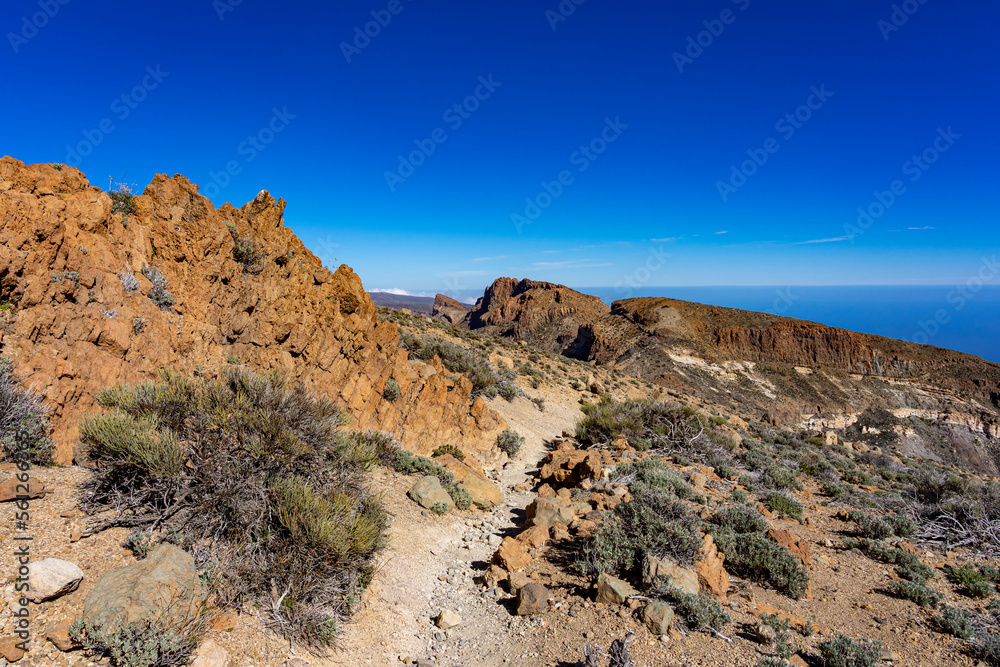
[577,286,1000,364]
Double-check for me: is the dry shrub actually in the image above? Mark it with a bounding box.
[78,367,396,650]
[0,356,54,464]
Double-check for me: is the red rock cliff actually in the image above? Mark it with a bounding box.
[0,157,505,464]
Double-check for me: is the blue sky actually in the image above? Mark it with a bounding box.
[3,0,997,295]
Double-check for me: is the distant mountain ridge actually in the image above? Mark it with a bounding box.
[436,278,1000,474]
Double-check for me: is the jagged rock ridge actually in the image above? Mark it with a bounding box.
[0,157,505,464]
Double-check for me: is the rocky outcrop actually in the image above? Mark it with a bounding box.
[432,293,470,324]
[461,278,609,358]
[0,158,506,464]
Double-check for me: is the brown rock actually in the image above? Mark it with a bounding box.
[526,497,574,528]
[0,636,25,661]
[697,534,729,598]
[537,483,556,498]
[508,571,531,593]
[482,564,508,588]
[431,293,471,324]
[767,528,813,567]
[211,611,238,631]
[596,573,636,605]
[516,525,549,549]
[459,475,503,510]
[434,454,487,482]
[0,476,46,502]
[642,555,699,595]
[45,621,77,651]
[574,519,598,538]
[551,525,571,541]
[0,158,507,464]
[756,502,773,519]
[639,602,674,635]
[516,583,549,615]
[493,537,531,572]
[790,655,809,667]
[895,540,921,556]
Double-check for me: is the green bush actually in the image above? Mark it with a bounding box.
[843,539,934,584]
[496,429,524,457]
[575,397,729,461]
[432,444,465,461]
[0,357,54,465]
[822,481,850,500]
[968,580,996,599]
[764,493,803,522]
[399,332,516,399]
[383,378,400,401]
[887,580,942,607]
[818,633,884,667]
[70,617,202,667]
[108,178,138,221]
[711,528,809,598]
[934,605,973,639]
[580,487,703,577]
[78,367,391,649]
[711,504,769,534]
[760,612,797,659]
[947,564,986,587]
[654,584,730,631]
[762,463,803,491]
[616,458,691,499]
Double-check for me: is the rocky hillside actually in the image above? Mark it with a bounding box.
[451,281,1000,475]
[0,157,505,464]
[440,277,610,358]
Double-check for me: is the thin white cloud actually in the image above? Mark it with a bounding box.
[714,231,729,235]
[794,236,851,245]
[531,260,614,269]
[471,255,509,262]
[370,288,433,297]
[651,237,681,243]
[908,226,935,230]
[541,250,560,254]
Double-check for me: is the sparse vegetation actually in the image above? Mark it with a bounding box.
[141,265,174,310]
[497,429,524,457]
[77,367,393,648]
[934,604,973,639]
[70,616,202,667]
[226,222,266,274]
[818,633,884,667]
[886,580,942,607]
[763,493,803,523]
[432,444,465,461]
[108,178,138,223]
[0,356,54,465]
[399,332,518,400]
[654,584,730,631]
[383,377,400,401]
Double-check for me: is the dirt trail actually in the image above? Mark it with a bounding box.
[324,385,582,666]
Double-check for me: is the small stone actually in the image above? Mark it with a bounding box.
[26,559,84,602]
[436,610,461,630]
[70,528,82,543]
[190,639,229,667]
[596,573,637,606]
[0,476,47,502]
[790,655,809,667]
[516,583,549,615]
[640,602,674,635]
[45,621,77,652]
[755,624,777,646]
[0,636,26,661]
[408,477,455,512]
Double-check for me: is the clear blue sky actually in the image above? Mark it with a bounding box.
[4,0,997,295]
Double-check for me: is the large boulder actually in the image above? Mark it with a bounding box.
[408,476,455,512]
[26,559,83,602]
[80,544,206,632]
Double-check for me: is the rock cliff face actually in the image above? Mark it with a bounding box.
[432,293,471,324]
[0,157,505,464]
[461,278,609,358]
